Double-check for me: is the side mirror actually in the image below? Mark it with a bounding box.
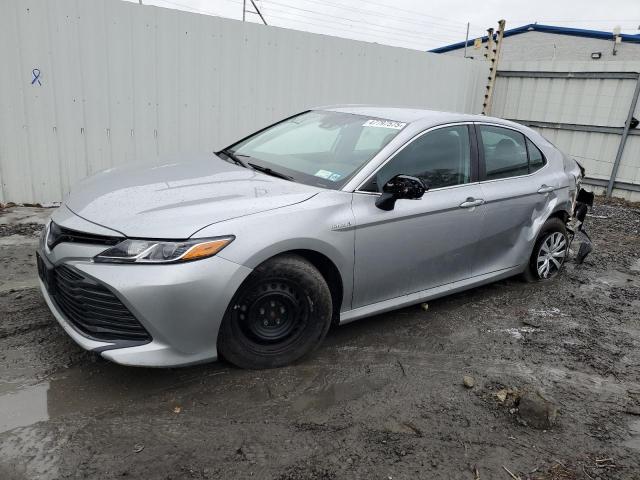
[375,174,427,211]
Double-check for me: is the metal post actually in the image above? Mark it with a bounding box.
[463,22,470,58]
[482,20,505,115]
[242,0,246,21]
[607,73,640,196]
[249,0,267,25]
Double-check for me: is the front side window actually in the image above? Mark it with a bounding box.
[480,125,529,180]
[223,111,405,189]
[362,125,471,192]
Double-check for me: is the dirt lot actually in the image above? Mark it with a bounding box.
[1,198,639,480]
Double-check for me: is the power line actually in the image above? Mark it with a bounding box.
[271,0,468,34]
[216,0,462,44]
[261,0,462,39]
[357,0,468,26]
[261,4,462,42]
[137,0,460,49]
[262,10,440,48]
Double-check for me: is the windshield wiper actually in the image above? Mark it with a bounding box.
[219,149,249,169]
[248,162,295,181]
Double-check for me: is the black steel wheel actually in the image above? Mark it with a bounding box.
[218,254,332,369]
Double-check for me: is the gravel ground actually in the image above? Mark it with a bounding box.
[0,198,639,480]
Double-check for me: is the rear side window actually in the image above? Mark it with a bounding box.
[479,126,528,180]
[526,138,546,173]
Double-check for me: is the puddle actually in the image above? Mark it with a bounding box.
[592,270,639,288]
[487,327,539,339]
[624,418,640,452]
[292,378,387,412]
[528,307,568,317]
[0,383,50,433]
[0,362,223,434]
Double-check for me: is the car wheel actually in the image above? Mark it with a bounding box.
[523,217,569,282]
[218,254,332,369]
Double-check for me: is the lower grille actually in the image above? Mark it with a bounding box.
[51,265,151,342]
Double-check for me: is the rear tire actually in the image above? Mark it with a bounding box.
[523,217,569,282]
[218,254,332,369]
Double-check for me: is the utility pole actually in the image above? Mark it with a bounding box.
[482,19,506,115]
[250,0,267,25]
[463,22,470,58]
[242,0,267,25]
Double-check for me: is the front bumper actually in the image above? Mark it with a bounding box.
[38,216,252,367]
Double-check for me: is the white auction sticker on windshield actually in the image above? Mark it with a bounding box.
[314,170,342,181]
[314,169,333,179]
[362,119,406,130]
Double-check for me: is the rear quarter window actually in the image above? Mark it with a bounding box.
[526,138,546,173]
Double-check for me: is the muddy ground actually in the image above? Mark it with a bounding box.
[0,199,639,480]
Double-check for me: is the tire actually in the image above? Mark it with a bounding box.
[523,217,569,282]
[218,254,332,369]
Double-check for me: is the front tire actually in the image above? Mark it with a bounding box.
[523,217,569,282]
[218,254,332,369]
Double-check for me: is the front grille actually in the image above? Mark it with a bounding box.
[47,221,122,250]
[51,265,151,342]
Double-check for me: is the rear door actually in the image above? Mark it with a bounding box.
[473,123,557,275]
[351,124,485,308]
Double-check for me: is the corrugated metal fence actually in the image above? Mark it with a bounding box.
[0,0,486,204]
[492,60,640,201]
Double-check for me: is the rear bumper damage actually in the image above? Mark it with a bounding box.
[569,188,594,264]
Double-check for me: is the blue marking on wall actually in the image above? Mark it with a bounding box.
[31,68,42,86]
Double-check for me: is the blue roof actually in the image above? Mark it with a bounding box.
[430,23,640,53]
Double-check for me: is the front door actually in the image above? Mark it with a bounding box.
[351,124,485,309]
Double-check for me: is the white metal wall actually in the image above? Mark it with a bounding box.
[492,60,640,201]
[0,0,486,204]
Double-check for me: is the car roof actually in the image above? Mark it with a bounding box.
[314,104,513,128]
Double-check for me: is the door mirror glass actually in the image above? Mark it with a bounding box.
[375,175,427,210]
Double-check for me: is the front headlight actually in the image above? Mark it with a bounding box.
[94,236,234,264]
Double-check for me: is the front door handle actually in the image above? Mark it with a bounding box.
[537,185,554,194]
[459,198,485,208]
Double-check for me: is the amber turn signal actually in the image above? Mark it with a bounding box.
[181,238,233,261]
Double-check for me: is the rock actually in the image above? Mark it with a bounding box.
[463,375,475,388]
[518,389,558,429]
[383,419,416,435]
[495,389,508,402]
[522,318,542,328]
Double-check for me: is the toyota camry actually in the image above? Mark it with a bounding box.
[37,106,589,369]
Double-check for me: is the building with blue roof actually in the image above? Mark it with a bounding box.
[431,24,640,62]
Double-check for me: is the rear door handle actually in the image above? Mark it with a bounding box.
[459,198,485,208]
[537,185,554,194]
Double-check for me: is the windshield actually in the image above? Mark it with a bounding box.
[222,110,406,189]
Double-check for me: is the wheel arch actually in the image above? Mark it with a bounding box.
[226,239,351,324]
[546,208,570,224]
[287,249,343,325]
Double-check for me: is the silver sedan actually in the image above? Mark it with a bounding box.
[37,106,588,369]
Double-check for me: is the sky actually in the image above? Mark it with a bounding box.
[122,0,640,51]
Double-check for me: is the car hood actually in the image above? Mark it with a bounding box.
[65,154,319,239]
